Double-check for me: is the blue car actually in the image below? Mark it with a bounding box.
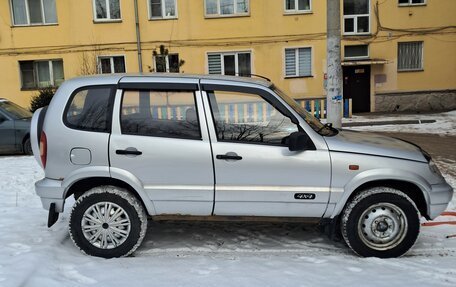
[0,98,32,155]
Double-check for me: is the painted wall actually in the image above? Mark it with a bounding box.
[0,0,455,109]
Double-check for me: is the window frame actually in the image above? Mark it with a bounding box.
[204,0,250,18]
[148,0,178,20]
[283,46,313,78]
[92,0,122,22]
[344,44,369,60]
[119,89,203,141]
[398,0,426,7]
[9,0,58,26]
[97,55,127,74]
[63,85,117,133]
[207,50,253,76]
[284,0,312,14]
[343,0,371,36]
[397,41,424,72]
[19,59,64,90]
[153,53,180,73]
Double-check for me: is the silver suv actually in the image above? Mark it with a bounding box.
[31,74,453,258]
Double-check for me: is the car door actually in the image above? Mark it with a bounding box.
[0,112,16,153]
[201,82,331,217]
[109,79,215,215]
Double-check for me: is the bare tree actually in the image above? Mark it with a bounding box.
[78,41,102,76]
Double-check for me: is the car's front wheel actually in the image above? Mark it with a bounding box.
[341,187,420,258]
[69,186,148,258]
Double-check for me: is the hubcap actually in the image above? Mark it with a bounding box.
[81,202,131,249]
[358,202,408,251]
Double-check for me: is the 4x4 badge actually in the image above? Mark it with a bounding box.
[294,193,316,200]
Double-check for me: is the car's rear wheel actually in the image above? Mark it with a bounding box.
[69,186,147,258]
[341,187,420,258]
[23,137,33,155]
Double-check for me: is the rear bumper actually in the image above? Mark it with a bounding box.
[428,182,454,219]
[35,178,66,212]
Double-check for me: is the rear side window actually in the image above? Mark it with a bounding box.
[64,86,115,132]
[121,90,201,140]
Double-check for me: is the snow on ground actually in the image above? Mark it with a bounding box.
[0,156,455,287]
[343,110,456,136]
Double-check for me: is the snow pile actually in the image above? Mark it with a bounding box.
[0,156,455,287]
[344,110,456,135]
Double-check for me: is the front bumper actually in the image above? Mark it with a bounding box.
[428,182,454,219]
[35,178,66,212]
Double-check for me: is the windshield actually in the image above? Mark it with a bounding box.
[272,86,337,136]
[0,100,32,119]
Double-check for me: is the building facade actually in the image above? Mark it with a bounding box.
[0,0,455,112]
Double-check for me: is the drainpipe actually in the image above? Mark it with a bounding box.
[134,0,143,73]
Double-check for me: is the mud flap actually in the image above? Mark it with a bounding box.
[319,217,342,242]
[47,203,59,228]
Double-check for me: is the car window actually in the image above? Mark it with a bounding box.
[0,112,7,122]
[0,101,32,119]
[207,90,299,145]
[65,86,115,132]
[120,90,201,140]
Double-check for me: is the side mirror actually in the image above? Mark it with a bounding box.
[287,132,311,151]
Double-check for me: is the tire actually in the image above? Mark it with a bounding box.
[23,137,33,155]
[341,187,420,258]
[69,186,148,258]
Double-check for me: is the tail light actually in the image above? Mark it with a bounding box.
[40,132,47,168]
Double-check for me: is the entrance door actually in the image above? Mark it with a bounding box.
[343,65,371,113]
[202,84,331,218]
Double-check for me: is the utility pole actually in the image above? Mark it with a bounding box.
[326,0,343,128]
[134,0,143,73]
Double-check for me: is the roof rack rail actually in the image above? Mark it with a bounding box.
[235,73,271,82]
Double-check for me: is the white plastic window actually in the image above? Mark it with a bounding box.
[93,0,121,21]
[284,48,312,77]
[284,0,311,13]
[149,0,177,19]
[11,0,57,26]
[205,0,249,16]
[97,56,126,74]
[343,0,370,35]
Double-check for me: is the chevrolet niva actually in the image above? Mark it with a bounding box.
[31,74,453,258]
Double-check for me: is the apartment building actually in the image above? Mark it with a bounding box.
[0,0,455,112]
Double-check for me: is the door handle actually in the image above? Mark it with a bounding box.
[216,153,242,161]
[116,149,142,156]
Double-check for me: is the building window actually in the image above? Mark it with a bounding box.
[398,41,423,71]
[284,0,311,13]
[98,56,126,74]
[284,47,312,77]
[10,0,57,26]
[398,0,425,6]
[207,52,251,76]
[149,0,177,19]
[19,59,64,90]
[154,54,180,73]
[343,0,370,35]
[344,45,369,59]
[205,0,249,17]
[93,0,121,21]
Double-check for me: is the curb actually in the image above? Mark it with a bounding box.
[342,119,436,127]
